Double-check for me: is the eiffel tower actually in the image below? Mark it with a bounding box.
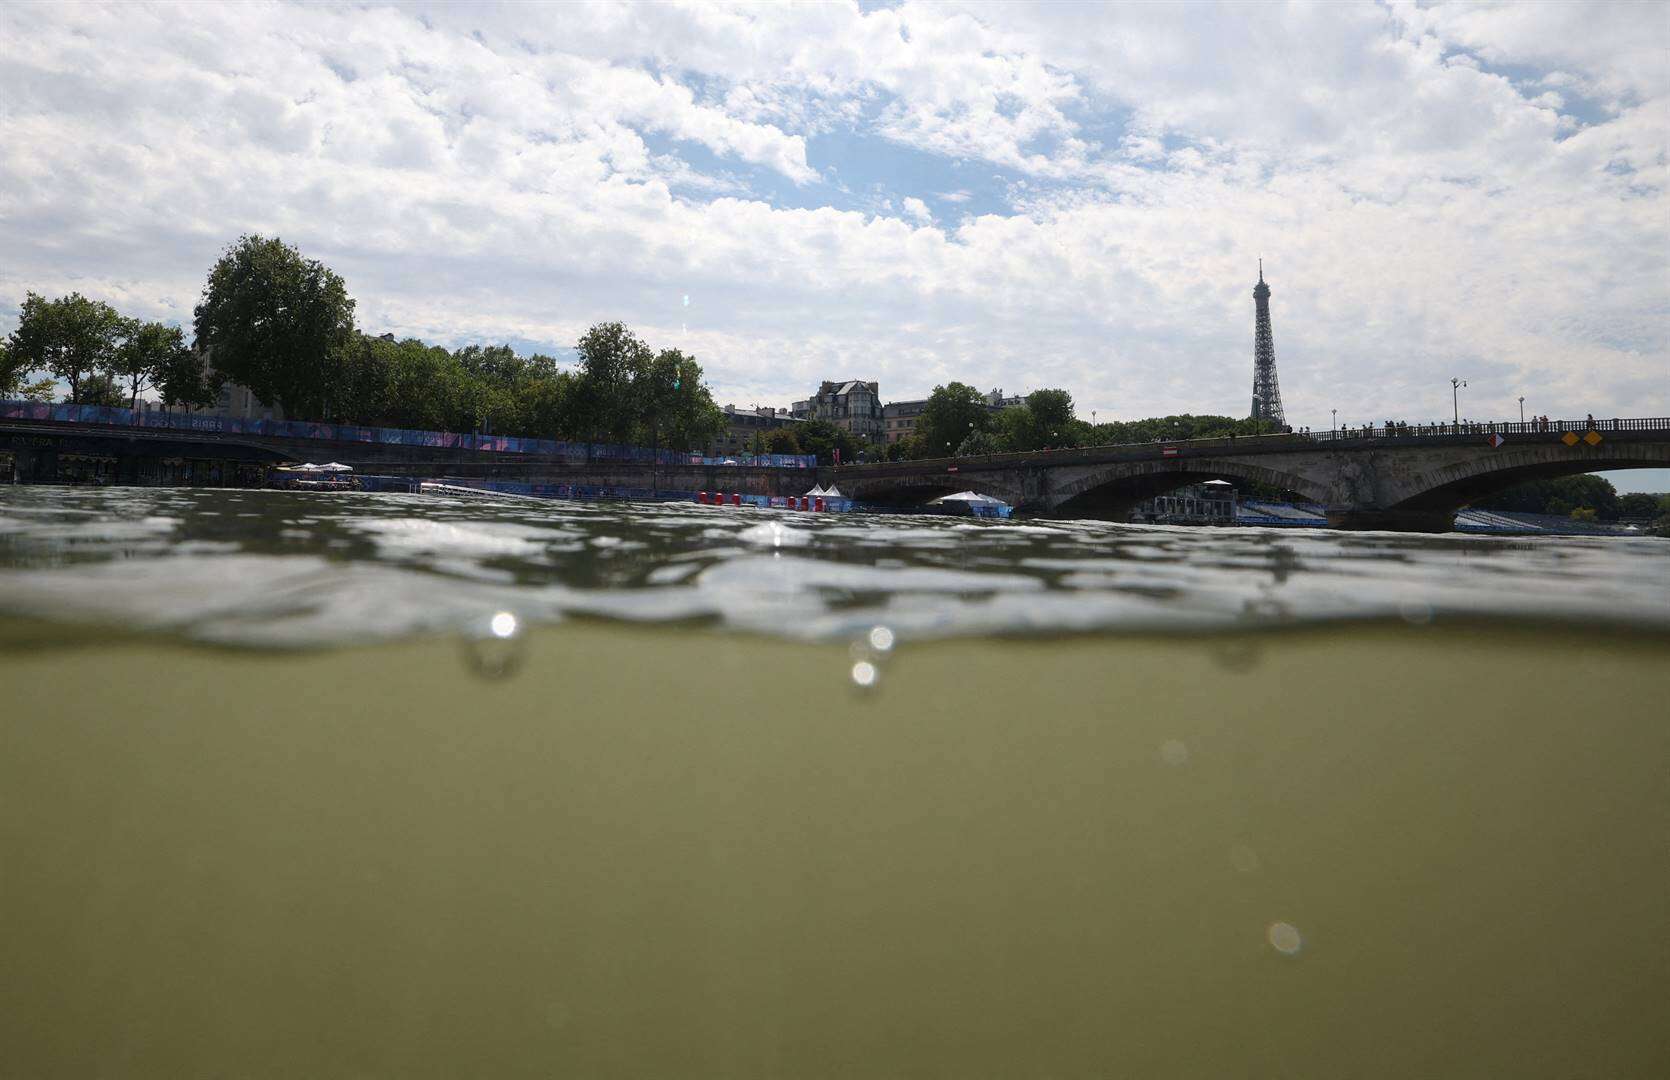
[1250,259,1285,426]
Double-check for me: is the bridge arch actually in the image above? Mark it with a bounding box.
[1045,457,1329,516]
[832,472,1028,508]
[1388,443,1670,516]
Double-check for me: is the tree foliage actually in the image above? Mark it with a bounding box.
[794,418,863,465]
[1616,492,1665,519]
[1474,474,1622,519]
[194,234,356,420]
[110,320,194,410]
[7,291,126,402]
[915,382,993,457]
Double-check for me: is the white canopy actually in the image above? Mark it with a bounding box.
[929,490,1009,507]
[803,483,827,497]
[822,485,845,498]
[279,462,354,473]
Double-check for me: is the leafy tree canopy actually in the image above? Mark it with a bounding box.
[194,234,356,421]
[110,320,195,410]
[916,382,993,457]
[1474,474,1621,519]
[7,291,126,403]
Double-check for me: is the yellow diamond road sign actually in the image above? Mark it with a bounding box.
[1584,430,1603,446]
[1562,431,1580,446]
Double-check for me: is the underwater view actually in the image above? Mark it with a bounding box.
[2,486,1666,1077]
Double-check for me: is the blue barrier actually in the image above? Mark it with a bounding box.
[0,399,815,469]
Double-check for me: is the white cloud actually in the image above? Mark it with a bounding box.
[0,0,1664,429]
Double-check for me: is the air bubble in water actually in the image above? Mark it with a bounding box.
[1159,739,1190,766]
[867,625,895,653]
[1267,921,1303,955]
[850,660,879,690]
[1398,599,1434,625]
[462,610,526,680]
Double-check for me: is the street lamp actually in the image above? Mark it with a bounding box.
[1331,408,1337,432]
[1451,378,1467,426]
[1518,396,1525,423]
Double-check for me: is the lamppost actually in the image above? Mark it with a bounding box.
[1451,378,1467,426]
[1518,396,1525,423]
[1331,408,1337,432]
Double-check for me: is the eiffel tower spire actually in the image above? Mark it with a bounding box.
[1250,260,1285,426]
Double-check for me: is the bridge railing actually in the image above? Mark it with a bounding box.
[830,416,1670,476]
[0,399,815,469]
[1303,417,1670,441]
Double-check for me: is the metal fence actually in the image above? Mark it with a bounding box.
[0,399,815,469]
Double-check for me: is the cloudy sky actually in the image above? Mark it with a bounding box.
[2,2,1666,446]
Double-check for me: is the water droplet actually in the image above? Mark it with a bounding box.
[1229,845,1261,874]
[462,610,526,680]
[1159,739,1190,766]
[850,660,879,689]
[1242,596,1289,623]
[1398,599,1434,625]
[1267,921,1303,955]
[867,625,895,653]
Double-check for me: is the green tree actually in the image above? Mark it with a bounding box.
[378,337,468,431]
[795,418,862,465]
[1024,388,1075,442]
[155,341,220,412]
[1475,474,1620,518]
[109,320,191,410]
[72,371,126,407]
[572,322,652,445]
[7,291,125,403]
[1617,492,1663,519]
[957,429,1004,455]
[760,427,802,455]
[521,370,578,440]
[885,435,922,461]
[0,337,19,397]
[633,348,723,452]
[916,382,992,457]
[194,235,356,420]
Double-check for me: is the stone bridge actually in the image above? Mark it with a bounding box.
[820,418,1670,531]
[5,415,1667,531]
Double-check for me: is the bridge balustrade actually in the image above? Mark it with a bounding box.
[1305,417,1669,442]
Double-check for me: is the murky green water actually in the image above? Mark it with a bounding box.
[2,487,1667,1077]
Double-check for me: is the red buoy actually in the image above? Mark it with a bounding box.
[731,492,742,506]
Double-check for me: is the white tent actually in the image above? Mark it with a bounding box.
[929,490,1009,507]
[822,485,845,498]
[278,462,353,473]
[803,483,828,497]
